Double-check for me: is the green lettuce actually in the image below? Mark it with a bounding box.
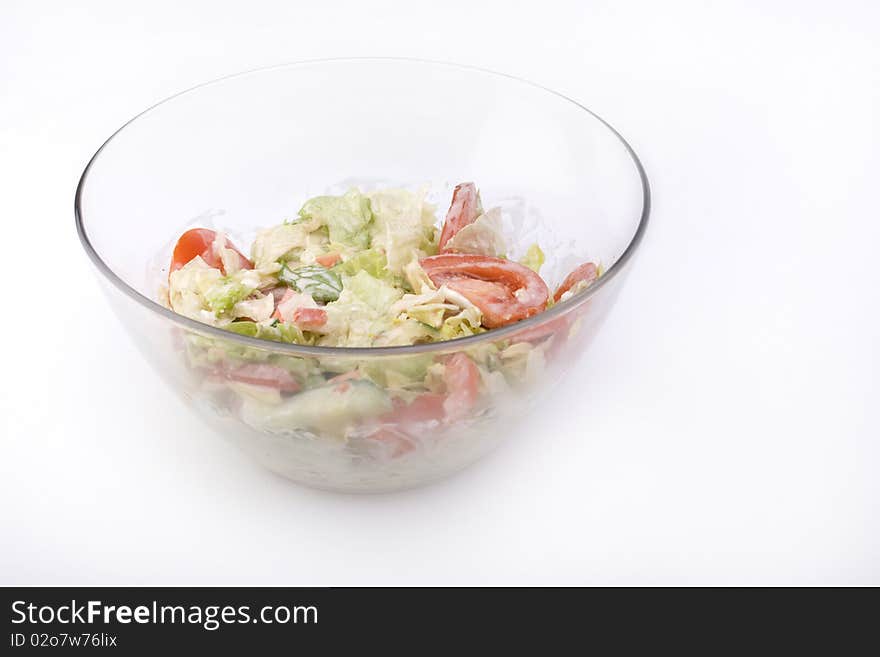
[332,248,390,280]
[368,188,437,275]
[499,341,547,387]
[296,189,373,249]
[230,295,274,322]
[204,278,255,315]
[278,264,343,303]
[168,257,224,323]
[251,223,320,267]
[402,258,435,294]
[343,269,403,314]
[238,380,392,437]
[317,271,404,347]
[360,346,436,388]
[440,307,485,340]
[184,331,271,367]
[519,243,545,273]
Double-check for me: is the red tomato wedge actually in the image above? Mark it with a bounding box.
[272,290,328,330]
[291,307,328,331]
[315,252,341,267]
[438,182,481,251]
[170,228,253,274]
[361,394,446,458]
[327,370,362,385]
[222,363,300,392]
[365,425,416,458]
[420,254,550,328]
[442,353,480,421]
[386,393,447,424]
[553,262,599,302]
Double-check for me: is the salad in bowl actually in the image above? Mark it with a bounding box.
[162,182,601,466]
[75,59,648,492]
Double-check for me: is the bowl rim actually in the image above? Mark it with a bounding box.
[75,57,651,357]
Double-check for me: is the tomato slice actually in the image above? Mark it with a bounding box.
[315,252,341,267]
[170,228,253,274]
[442,353,480,421]
[386,393,447,424]
[365,425,417,458]
[327,370,361,385]
[222,363,300,392]
[554,262,599,302]
[272,288,298,321]
[360,394,446,459]
[273,289,328,330]
[438,182,481,251]
[291,307,328,331]
[420,254,550,328]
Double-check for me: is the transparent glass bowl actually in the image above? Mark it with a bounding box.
[75,59,649,492]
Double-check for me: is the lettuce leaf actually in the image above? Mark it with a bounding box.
[168,256,224,323]
[239,380,392,438]
[318,271,404,347]
[251,223,321,268]
[229,295,273,322]
[170,257,274,321]
[332,248,390,280]
[440,306,485,339]
[403,257,435,294]
[278,264,343,303]
[359,345,435,388]
[204,267,275,317]
[499,341,546,386]
[519,243,545,273]
[342,269,404,314]
[390,288,459,329]
[296,189,373,249]
[443,207,506,257]
[223,320,317,349]
[368,188,437,275]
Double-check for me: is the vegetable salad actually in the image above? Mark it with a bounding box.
[163,183,600,461]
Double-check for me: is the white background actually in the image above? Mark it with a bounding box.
[1,0,877,585]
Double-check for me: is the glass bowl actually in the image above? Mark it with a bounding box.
[75,59,649,493]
